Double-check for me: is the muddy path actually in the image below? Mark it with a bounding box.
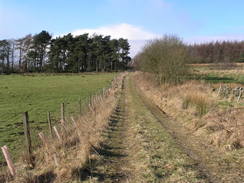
[78,75,243,183]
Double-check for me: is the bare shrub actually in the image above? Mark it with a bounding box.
[137,35,190,85]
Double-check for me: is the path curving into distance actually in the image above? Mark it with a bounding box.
[77,74,243,183]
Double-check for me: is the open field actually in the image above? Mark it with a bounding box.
[1,72,244,182]
[191,63,244,84]
[0,73,115,162]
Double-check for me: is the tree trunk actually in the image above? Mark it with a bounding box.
[19,48,22,72]
[6,52,10,73]
[1,59,4,73]
[96,60,99,72]
[115,61,117,72]
[11,43,14,72]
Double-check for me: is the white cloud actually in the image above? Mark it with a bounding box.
[129,40,149,57]
[69,23,244,57]
[70,23,159,57]
[71,23,159,40]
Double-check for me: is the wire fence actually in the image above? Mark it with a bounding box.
[0,84,111,166]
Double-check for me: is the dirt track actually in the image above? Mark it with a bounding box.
[79,75,244,183]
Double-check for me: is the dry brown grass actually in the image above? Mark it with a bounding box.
[192,62,244,75]
[190,62,244,68]
[182,92,210,116]
[133,71,244,151]
[2,73,127,183]
[202,108,244,150]
[200,68,244,76]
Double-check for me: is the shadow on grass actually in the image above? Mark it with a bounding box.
[190,74,241,84]
[72,165,127,182]
[202,76,236,83]
[72,102,128,182]
[0,171,56,183]
[0,174,7,183]
[33,171,57,183]
[71,141,127,182]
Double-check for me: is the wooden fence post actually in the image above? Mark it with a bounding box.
[61,103,65,123]
[217,84,222,96]
[88,103,93,112]
[79,97,82,115]
[1,145,16,176]
[47,112,53,138]
[90,97,94,110]
[103,88,105,97]
[38,132,47,147]
[53,126,62,142]
[237,90,242,103]
[89,95,92,105]
[23,112,32,162]
[53,154,59,166]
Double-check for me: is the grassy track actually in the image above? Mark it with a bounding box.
[78,76,211,182]
[0,73,115,162]
[132,74,244,182]
[82,91,131,182]
[127,77,212,183]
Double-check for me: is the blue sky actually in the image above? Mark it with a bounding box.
[1,0,244,56]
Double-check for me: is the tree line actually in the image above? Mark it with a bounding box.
[134,35,244,85]
[188,41,244,63]
[0,31,131,73]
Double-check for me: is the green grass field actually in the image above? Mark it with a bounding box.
[198,73,244,84]
[0,73,115,162]
[191,64,244,84]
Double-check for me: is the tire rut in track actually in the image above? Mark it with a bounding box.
[82,88,131,183]
[135,90,216,183]
[78,75,243,182]
[132,78,244,183]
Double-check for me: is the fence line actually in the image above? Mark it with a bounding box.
[0,79,116,177]
[216,84,244,102]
